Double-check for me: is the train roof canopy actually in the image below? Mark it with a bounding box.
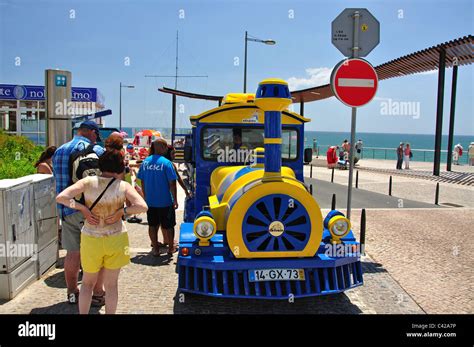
[189,102,310,126]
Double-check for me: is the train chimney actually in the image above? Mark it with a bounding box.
[254,79,292,178]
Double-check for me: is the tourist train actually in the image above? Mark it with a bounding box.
[177,79,363,299]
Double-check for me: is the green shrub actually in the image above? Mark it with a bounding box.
[0,131,44,179]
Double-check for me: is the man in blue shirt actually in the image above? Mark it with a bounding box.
[137,137,178,256]
[52,120,105,304]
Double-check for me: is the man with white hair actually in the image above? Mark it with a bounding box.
[469,142,474,166]
[137,137,178,256]
[453,143,463,165]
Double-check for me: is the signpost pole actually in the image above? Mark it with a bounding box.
[346,10,360,220]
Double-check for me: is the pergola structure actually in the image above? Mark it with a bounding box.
[159,35,474,175]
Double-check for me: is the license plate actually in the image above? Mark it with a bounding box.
[249,269,305,282]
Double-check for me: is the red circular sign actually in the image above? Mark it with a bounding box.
[330,58,378,107]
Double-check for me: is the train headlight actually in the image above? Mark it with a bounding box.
[193,216,216,246]
[328,215,351,243]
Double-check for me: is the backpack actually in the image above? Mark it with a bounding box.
[409,151,413,159]
[69,143,101,185]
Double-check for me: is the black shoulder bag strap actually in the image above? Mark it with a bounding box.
[89,178,117,211]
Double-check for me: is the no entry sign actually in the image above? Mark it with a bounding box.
[330,58,378,107]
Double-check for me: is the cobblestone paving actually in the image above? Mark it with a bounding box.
[348,208,474,314]
[0,210,425,314]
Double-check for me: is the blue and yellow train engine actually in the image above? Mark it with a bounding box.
[178,79,363,299]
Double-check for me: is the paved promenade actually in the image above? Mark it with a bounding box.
[305,160,474,314]
[0,209,424,314]
[306,159,474,208]
[0,161,471,314]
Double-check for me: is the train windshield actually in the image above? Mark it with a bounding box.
[201,126,298,162]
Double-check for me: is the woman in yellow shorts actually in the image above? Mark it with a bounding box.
[56,147,148,314]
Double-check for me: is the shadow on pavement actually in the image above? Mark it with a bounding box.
[131,253,174,267]
[172,291,363,314]
[44,270,68,289]
[30,302,101,314]
[361,260,388,274]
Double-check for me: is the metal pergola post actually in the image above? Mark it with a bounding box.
[300,101,305,116]
[433,48,446,176]
[446,64,458,171]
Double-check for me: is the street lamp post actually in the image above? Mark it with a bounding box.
[119,82,135,131]
[243,31,276,93]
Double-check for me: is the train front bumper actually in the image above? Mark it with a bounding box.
[178,223,363,300]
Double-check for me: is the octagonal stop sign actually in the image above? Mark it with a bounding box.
[332,8,380,57]
[330,58,378,107]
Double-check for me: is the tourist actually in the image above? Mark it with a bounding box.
[355,139,363,157]
[35,146,57,174]
[105,133,125,178]
[326,145,338,169]
[342,139,351,153]
[469,142,474,166]
[137,137,178,256]
[56,148,148,314]
[404,143,412,169]
[52,120,106,305]
[453,144,463,165]
[312,138,319,157]
[396,142,404,170]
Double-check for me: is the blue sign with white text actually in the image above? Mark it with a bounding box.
[0,84,97,102]
[55,75,67,87]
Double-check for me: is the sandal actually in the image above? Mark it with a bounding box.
[150,242,166,248]
[127,216,142,223]
[67,291,79,305]
[167,246,179,255]
[91,293,105,307]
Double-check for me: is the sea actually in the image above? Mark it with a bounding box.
[120,127,473,164]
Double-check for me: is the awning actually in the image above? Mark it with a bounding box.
[157,35,473,105]
[291,35,473,103]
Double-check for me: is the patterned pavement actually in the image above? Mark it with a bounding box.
[0,210,426,314]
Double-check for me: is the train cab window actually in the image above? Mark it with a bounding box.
[202,127,298,162]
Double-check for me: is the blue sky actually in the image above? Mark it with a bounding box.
[1,0,473,135]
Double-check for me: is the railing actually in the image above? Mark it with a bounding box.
[309,145,470,164]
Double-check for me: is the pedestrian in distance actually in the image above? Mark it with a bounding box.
[453,143,463,165]
[404,143,412,169]
[468,142,474,166]
[355,139,363,158]
[396,142,404,170]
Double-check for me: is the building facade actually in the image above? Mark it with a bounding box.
[0,84,104,145]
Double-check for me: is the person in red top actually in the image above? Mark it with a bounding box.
[404,143,411,169]
[326,146,339,168]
